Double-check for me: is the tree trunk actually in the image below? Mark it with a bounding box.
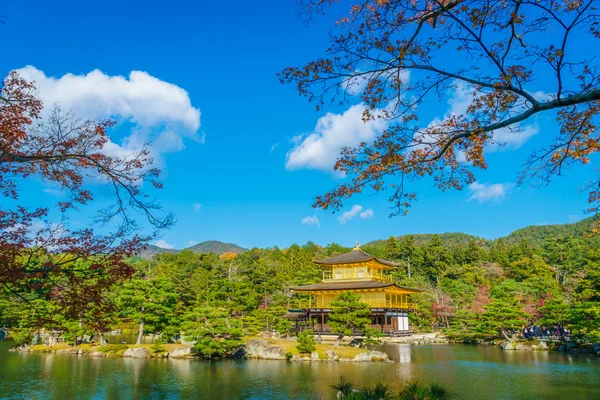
[500,328,512,342]
[136,306,145,345]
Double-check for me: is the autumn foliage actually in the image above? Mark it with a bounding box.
[0,71,171,324]
[280,0,600,216]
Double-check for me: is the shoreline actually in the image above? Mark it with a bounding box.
[6,337,392,363]
[6,333,600,360]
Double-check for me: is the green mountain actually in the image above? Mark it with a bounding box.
[500,217,596,247]
[137,240,246,259]
[137,218,595,260]
[137,245,178,259]
[185,240,246,255]
[366,232,490,249]
[365,217,596,250]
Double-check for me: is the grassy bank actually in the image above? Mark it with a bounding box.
[242,336,368,359]
[19,338,370,360]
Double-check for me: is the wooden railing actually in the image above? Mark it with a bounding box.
[304,299,416,309]
[322,270,393,282]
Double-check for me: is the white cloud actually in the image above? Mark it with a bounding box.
[359,208,374,219]
[489,124,539,151]
[193,202,202,212]
[270,143,279,152]
[342,69,410,96]
[154,239,175,249]
[342,74,369,96]
[532,91,552,102]
[301,215,320,227]
[43,187,65,197]
[289,134,304,145]
[187,240,198,247]
[14,66,202,160]
[338,204,371,224]
[440,81,539,154]
[468,182,513,203]
[568,214,580,223]
[286,103,388,172]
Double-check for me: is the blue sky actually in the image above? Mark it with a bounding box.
[0,0,596,249]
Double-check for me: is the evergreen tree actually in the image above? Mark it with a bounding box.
[181,306,243,358]
[489,239,510,266]
[569,302,600,343]
[398,235,419,278]
[296,330,316,354]
[507,255,554,282]
[384,236,400,261]
[328,291,372,342]
[538,297,570,339]
[464,239,482,265]
[422,235,449,285]
[543,236,583,286]
[483,298,529,341]
[116,277,178,344]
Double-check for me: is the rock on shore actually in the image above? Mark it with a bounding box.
[169,347,193,359]
[353,350,389,362]
[123,347,150,358]
[244,339,286,360]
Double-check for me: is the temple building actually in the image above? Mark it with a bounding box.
[287,243,423,336]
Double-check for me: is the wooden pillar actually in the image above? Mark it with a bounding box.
[321,310,324,331]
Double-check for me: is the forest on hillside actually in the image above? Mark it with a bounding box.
[1,218,599,355]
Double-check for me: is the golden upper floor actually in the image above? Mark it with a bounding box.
[315,246,396,283]
[322,265,393,282]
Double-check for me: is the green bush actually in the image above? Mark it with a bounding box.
[285,351,293,360]
[296,330,316,354]
[333,376,450,400]
[151,343,166,355]
[98,344,128,354]
[363,327,384,345]
[10,329,33,346]
[400,381,449,400]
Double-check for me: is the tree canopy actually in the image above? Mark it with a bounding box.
[1,226,599,346]
[0,72,172,316]
[280,0,600,217]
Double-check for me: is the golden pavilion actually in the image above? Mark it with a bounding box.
[288,243,423,335]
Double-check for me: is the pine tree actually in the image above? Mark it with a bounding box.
[296,330,316,354]
[181,306,243,358]
[116,277,178,344]
[328,291,372,343]
[384,236,400,261]
[483,298,529,341]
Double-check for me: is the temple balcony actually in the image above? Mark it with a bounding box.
[300,298,417,310]
[322,269,393,283]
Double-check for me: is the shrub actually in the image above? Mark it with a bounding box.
[151,343,166,355]
[296,330,316,354]
[363,328,384,345]
[98,344,128,354]
[331,376,354,397]
[400,381,450,400]
[333,376,451,400]
[11,329,33,346]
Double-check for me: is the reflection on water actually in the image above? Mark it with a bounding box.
[1,341,599,399]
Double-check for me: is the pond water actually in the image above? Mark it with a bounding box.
[0,341,599,399]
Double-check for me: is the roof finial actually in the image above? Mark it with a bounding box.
[353,241,361,250]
